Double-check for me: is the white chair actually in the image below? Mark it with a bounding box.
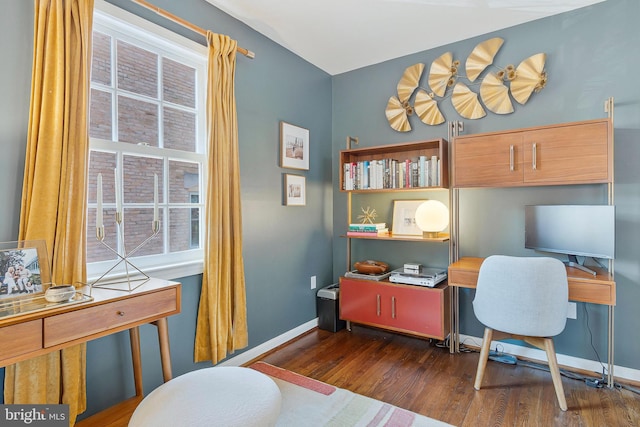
[472,255,569,411]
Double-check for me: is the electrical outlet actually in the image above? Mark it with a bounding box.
[567,302,577,319]
[310,275,316,289]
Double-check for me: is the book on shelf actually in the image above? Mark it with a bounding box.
[346,229,389,237]
[344,270,392,281]
[349,223,386,231]
[342,155,440,190]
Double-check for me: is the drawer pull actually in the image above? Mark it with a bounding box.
[376,294,381,316]
[391,297,396,319]
[509,145,514,171]
[117,311,125,316]
[532,143,537,170]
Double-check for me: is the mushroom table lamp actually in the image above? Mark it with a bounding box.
[414,200,449,238]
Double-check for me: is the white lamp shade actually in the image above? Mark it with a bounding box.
[415,200,449,233]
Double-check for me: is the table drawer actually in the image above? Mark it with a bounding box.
[569,281,615,305]
[447,269,479,289]
[44,288,177,347]
[0,319,42,362]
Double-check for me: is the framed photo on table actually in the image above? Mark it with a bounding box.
[0,240,50,301]
[284,174,306,206]
[280,121,309,170]
[392,200,427,236]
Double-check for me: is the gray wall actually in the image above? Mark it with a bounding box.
[332,0,640,371]
[0,0,333,419]
[1,0,639,420]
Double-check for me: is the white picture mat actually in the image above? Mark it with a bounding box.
[280,122,309,170]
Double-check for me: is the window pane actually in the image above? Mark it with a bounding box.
[117,96,158,146]
[123,208,163,256]
[86,208,118,262]
[163,107,196,152]
[163,58,195,108]
[117,40,157,98]
[169,208,199,251]
[89,89,112,140]
[190,199,200,249]
[123,155,163,203]
[88,151,116,204]
[92,32,111,85]
[169,160,199,203]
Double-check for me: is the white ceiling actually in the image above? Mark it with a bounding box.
[205,0,605,75]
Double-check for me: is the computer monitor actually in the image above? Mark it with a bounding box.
[524,205,615,275]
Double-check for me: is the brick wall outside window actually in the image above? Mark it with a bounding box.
[87,26,203,265]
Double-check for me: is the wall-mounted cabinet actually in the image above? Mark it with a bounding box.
[452,118,613,188]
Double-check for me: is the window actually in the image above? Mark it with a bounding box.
[189,192,200,249]
[87,1,207,280]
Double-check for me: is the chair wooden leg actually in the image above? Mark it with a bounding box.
[474,327,493,390]
[543,338,568,411]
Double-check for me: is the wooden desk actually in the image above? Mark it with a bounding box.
[447,257,615,385]
[0,278,181,401]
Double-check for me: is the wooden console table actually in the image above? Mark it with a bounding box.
[448,257,615,385]
[0,278,181,420]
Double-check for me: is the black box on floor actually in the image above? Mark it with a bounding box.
[316,283,346,332]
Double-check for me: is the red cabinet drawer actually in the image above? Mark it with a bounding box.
[340,277,449,340]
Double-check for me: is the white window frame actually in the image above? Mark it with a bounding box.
[88,0,208,281]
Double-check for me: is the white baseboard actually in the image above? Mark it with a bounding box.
[460,333,640,383]
[219,318,319,367]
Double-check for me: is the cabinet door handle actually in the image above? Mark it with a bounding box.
[376,294,381,316]
[391,296,396,319]
[532,143,537,170]
[509,145,514,171]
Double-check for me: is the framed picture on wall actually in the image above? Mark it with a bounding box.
[284,174,306,206]
[280,121,309,170]
[392,200,427,236]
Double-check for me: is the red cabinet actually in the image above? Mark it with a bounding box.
[339,277,450,340]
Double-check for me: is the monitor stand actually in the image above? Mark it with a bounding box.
[566,255,597,276]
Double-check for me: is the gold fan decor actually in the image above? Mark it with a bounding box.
[466,37,504,82]
[510,53,547,105]
[480,72,514,114]
[414,89,445,125]
[428,52,460,97]
[383,37,548,130]
[452,82,486,120]
[385,63,425,132]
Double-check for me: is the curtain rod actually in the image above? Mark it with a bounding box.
[131,0,255,59]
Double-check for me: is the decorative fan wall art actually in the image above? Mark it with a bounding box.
[428,52,458,97]
[480,72,514,115]
[414,89,445,126]
[452,82,486,120]
[510,53,547,105]
[466,37,504,82]
[385,63,425,132]
[384,36,548,132]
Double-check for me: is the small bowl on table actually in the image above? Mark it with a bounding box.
[44,285,76,303]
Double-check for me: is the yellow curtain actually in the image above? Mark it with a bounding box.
[194,32,248,364]
[4,0,94,424]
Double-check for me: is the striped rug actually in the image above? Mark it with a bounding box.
[250,362,453,427]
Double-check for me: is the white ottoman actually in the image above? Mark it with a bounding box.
[128,367,281,427]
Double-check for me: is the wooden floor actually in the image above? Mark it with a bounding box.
[257,326,640,427]
[78,325,640,426]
